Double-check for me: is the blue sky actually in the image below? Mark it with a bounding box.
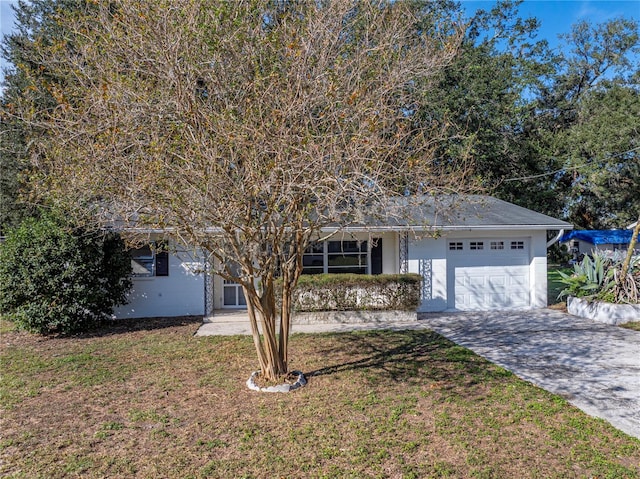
[461,0,639,54]
[0,0,639,86]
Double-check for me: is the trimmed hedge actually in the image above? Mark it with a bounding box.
[290,273,422,312]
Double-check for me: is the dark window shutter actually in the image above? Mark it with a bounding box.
[155,250,169,276]
[371,238,383,275]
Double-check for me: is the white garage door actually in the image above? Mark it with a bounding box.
[447,239,530,310]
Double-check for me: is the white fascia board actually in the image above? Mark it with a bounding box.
[434,224,574,231]
[119,227,225,234]
[330,224,573,233]
[121,224,573,235]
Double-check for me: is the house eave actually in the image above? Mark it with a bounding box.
[322,224,574,233]
[434,224,574,232]
[121,224,573,235]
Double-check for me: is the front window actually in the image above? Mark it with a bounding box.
[327,241,367,274]
[131,242,169,277]
[303,240,369,275]
[302,242,324,275]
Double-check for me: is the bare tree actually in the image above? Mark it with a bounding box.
[18,0,475,382]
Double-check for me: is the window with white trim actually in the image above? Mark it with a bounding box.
[131,242,169,277]
[302,242,324,275]
[470,241,484,250]
[303,240,369,275]
[327,240,367,274]
[449,242,463,251]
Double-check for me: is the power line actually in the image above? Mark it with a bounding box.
[503,145,640,182]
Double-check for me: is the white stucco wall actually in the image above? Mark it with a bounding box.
[114,244,205,319]
[407,234,448,312]
[380,231,398,274]
[529,230,548,309]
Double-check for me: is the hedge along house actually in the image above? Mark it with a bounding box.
[113,195,572,318]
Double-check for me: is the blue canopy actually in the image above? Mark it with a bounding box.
[560,229,633,245]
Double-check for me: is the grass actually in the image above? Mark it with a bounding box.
[548,265,572,307]
[621,322,640,331]
[1,316,640,478]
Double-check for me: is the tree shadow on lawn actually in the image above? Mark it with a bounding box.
[0,316,205,349]
[75,315,205,339]
[302,329,510,387]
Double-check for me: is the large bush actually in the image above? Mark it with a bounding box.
[0,214,132,334]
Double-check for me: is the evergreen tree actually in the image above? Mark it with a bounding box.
[1,0,84,232]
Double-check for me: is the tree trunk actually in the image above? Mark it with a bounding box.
[278,281,291,370]
[621,214,640,280]
[243,277,290,382]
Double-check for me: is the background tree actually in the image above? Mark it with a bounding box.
[14,0,476,382]
[559,77,639,228]
[0,0,83,233]
[420,3,638,226]
[0,212,132,335]
[532,18,639,227]
[419,0,565,217]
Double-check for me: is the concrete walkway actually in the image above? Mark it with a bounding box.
[195,310,426,335]
[419,309,640,440]
[196,309,640,440]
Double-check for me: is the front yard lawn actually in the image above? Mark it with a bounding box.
[1,316,639,478]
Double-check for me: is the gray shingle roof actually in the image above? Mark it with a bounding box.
[353,195,572,231]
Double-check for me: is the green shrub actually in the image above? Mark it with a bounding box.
[290,273,422,312]
[0,214,132,334]
[548,242,571,265]
[558,251,640,304]
[558,253,613,300]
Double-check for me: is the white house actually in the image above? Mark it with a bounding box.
[560,229,634,257]
[113,195,572,318]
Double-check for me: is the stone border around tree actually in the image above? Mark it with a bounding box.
[246,370,307,393]
[567,296,640,325]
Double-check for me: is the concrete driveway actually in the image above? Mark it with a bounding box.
[419,309,640,440]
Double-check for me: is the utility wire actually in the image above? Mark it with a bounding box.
[503,145,640,182]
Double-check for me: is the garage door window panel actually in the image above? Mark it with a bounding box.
[490,241,504,250]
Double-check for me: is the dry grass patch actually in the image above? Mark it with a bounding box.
[621,322,640,331]
[1,316,639,478]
